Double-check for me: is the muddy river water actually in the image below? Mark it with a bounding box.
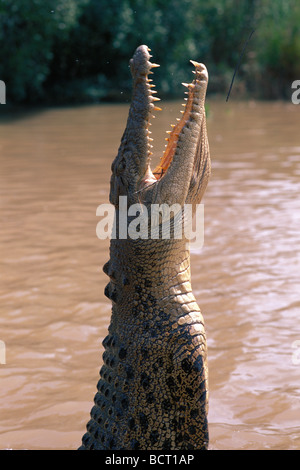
[0,99,299,450]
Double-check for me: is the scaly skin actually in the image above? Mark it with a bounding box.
[79,45,211,450]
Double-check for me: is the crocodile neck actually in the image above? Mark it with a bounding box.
[106,237,193,308]
[81,236,208,450]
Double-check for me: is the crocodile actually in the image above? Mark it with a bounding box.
[79,45,211,450]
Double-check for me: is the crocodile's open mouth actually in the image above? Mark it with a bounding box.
[151,61,206,182]
[130,45,209,192]
[110,45,210,208]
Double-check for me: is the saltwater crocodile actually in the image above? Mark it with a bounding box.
[79,45,211,450]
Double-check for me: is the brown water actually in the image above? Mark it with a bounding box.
[0,100,299,450]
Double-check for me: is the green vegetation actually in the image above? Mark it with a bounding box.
[0,0,299,104]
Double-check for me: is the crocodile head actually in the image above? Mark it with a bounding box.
[110,45,211,211]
